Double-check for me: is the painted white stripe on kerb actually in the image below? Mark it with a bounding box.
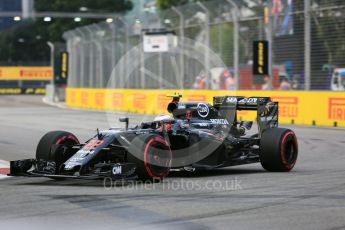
[0,159,10,179]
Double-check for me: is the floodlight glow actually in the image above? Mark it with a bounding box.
[13,16,21,21]
[106,18,114,23]
[43,17,52,22]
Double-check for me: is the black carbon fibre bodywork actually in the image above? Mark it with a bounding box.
[9,96,279,180]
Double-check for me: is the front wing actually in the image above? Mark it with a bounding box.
[8,159,137,181]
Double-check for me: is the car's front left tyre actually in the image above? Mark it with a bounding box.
[36,130,80,173]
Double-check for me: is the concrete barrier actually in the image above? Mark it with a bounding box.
[66,88,345,128]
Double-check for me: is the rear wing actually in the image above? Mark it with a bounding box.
[213,96,278,135]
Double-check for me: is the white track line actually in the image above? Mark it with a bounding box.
[42,97,67,109]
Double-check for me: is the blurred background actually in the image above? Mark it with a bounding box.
[0,0,345,94]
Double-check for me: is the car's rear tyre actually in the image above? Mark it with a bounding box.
[36,131,80,172]
[259,128,298,172]
[127,134,172,182]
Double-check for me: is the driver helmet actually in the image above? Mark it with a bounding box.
[154,114,173,122]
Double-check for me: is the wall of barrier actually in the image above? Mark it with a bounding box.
[66,88,345,128]
[0,66,52,95]
[0,88,46,95]
[0,67,52,81]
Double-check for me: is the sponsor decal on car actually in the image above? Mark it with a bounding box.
[238,98,258,105]
[83,139,105,151]
[178,104,186,109]
[197,103,209,118]
[210,119,229,125]
[226,97,238,103]
[112,165,122,175]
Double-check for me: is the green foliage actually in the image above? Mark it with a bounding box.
[157,0,243,67]
[0,0,132,63]
[0,21,50,64]
[156,0,189,10]
[156,0,213,10]
[34,0,133,41]
[210,23,233,67]
[311,8,345,66]
[35,0,133,12]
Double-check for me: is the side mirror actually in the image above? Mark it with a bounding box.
[119,117,129,130]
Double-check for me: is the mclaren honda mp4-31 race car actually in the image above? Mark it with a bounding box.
[9,94,298,181]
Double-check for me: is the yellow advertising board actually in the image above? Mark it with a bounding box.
[66,88,345,128]
[0,88,46,94]
[0,67,52,81]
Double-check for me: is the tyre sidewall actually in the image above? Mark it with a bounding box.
[128,134,172,181]
[260,128,298,172]
[36,131,79,166]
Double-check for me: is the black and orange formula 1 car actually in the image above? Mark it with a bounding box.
[9,94,298,181]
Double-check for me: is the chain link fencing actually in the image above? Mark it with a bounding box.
[63,0,345,91]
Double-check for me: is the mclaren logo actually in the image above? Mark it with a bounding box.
[197,103,209,118]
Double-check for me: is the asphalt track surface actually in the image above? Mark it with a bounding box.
[1,95,345,230]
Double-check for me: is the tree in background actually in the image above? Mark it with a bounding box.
[157,0,245,67]
[0,22,49,64]
[156,0,189,10]
[311,0,345,68]
[34,0,133,41]
[0,0,132,64]
[210,23,234,67]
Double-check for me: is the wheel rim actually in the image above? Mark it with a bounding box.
[144,138,172,179]
[54,135,79,164]
[281,132,298,168]
[55,135,79,145]
[284,139,295,163]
